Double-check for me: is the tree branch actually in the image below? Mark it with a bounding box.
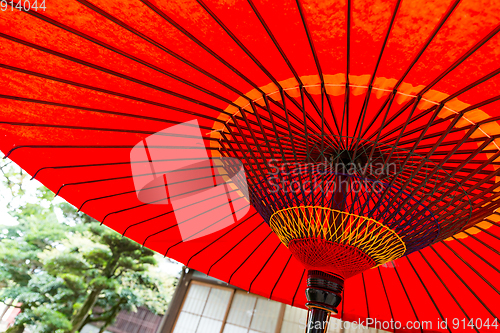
[0,299,22,309]
[86,314,112,323]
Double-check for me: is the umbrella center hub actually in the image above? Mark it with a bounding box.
[270,206,406,279]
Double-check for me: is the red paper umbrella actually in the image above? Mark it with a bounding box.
[1,0,500,332]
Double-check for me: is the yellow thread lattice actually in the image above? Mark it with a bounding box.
[269,206,406,265]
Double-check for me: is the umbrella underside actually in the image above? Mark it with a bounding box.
[2,0,500,331]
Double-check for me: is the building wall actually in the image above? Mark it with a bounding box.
[0,301,21,332]
[81,307,163,333]
[108,307,162,333]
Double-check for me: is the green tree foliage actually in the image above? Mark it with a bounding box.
[2,273,73,333]
[41,224,166,333]
[0,163,176,333]
[0,184,73,333]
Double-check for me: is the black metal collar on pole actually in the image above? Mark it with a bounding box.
[305,270,344,333]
